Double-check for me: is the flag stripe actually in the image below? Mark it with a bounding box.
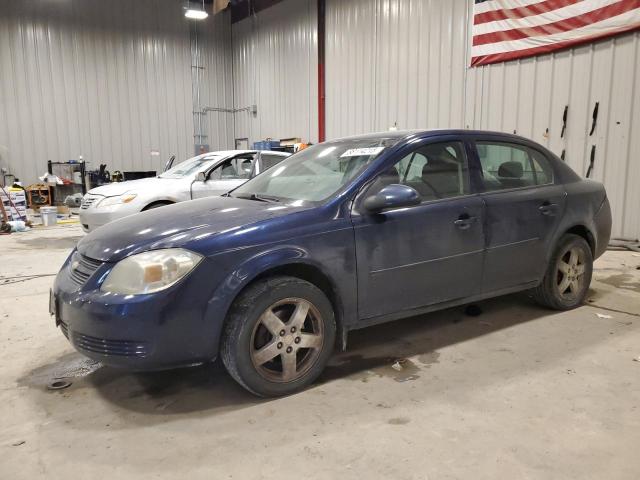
[472,8,640,56]
[473,0,624,35]
[471,20,640,65]
[474,0,546,15]
[473,0,639,46]
[474,0,579,25]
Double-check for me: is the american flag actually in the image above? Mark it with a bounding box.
[471,0,640,66]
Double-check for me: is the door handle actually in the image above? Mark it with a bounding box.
[454,214,476,230]
[538,202,558,216]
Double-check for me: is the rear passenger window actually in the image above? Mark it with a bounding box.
[476,142,553,191]
[369,141,470,201]
[261,154,285,170]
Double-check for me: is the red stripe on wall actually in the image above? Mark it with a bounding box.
[473,0,640,46]
[471,21,640,65]
[474,0,580,25]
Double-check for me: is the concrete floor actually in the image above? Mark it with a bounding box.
[1,224,639,480]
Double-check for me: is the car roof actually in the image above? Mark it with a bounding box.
[328,129,539,145]
[190,149,290,162]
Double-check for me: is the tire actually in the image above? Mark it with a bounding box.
[531,234,593,310]
[142,201,172,211]
[221,276,336,397]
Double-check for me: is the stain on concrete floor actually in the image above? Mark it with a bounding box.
[598,273,640,293]
[17,236,82,250]
[18,352,102,390]
[388,417,411,425]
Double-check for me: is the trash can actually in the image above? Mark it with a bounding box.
[40,206,58,226]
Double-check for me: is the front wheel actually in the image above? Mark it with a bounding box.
[221,276,336,397]
[532,234,593,310]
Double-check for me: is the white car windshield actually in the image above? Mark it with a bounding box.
[159,155,222,179]
[231,138,398,204]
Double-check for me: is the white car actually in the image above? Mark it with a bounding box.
[79,150,289,232]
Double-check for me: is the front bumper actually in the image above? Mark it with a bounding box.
[79,202,141,232]
[51,252,223,370]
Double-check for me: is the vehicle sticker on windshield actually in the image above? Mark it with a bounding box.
[340,147,385,158]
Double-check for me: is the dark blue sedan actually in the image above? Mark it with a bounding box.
[51,130,612,396]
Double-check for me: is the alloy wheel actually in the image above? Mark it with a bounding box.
[250,297,324,383]
[556,247,586,299]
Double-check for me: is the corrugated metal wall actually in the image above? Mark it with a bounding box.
[231,0,318,146]
[326,0,469,137]
[194,12,235,153]
[0,0,233,185]
[325,0,640,239]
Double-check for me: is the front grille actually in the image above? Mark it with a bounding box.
[73,331,149,357]
[60,322,148,357]
[80,196,99,209]
[69,254,104,286]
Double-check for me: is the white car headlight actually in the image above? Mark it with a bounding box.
[99,192,137,207]
[101,248,203,295]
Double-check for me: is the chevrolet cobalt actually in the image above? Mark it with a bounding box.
[51,130,611,396]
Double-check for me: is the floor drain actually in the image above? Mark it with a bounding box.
[47,380,72,390]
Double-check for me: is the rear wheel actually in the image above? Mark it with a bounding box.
[532,234,593,310]
[221,276,336,397]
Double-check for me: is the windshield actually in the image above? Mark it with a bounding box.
[231,138,398,203]
[159,155,222,179]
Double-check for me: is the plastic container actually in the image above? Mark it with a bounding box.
[253,140,280,151]
[40,206,58,226]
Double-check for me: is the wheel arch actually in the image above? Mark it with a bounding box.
[212,249,346,353]
[252,263,344,335]
[142,199,175,211]
[563,224,596,255]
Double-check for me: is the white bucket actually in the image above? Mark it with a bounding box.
[40,206,58,226]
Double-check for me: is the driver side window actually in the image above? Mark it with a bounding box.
[207,158,255,181]
[369,141,470,201]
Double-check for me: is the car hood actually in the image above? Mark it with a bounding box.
[77,196,307,262]
[87,177,192,197]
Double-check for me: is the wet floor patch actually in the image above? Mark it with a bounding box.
[18,352,102,390]
[17,236,82,250]
[597,273,640,293]
[417,351,441,367]
[322,353,438,384]
[18,355,263,418]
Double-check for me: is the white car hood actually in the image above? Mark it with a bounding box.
[87,177,193,197]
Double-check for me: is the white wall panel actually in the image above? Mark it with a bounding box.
[196,12,235,152]
[231,0,318,145]
[326,0,469,137]
[325,0,377,137]
[0,0,233,185]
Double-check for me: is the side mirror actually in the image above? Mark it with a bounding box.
[363,184,421,213]
[196,171,207,182]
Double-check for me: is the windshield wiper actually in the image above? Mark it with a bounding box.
[234,193,279,203]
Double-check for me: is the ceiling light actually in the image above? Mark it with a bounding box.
[185,8,208,19]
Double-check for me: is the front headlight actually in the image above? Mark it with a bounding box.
[98,192,137,207]
[101,248,203,295]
